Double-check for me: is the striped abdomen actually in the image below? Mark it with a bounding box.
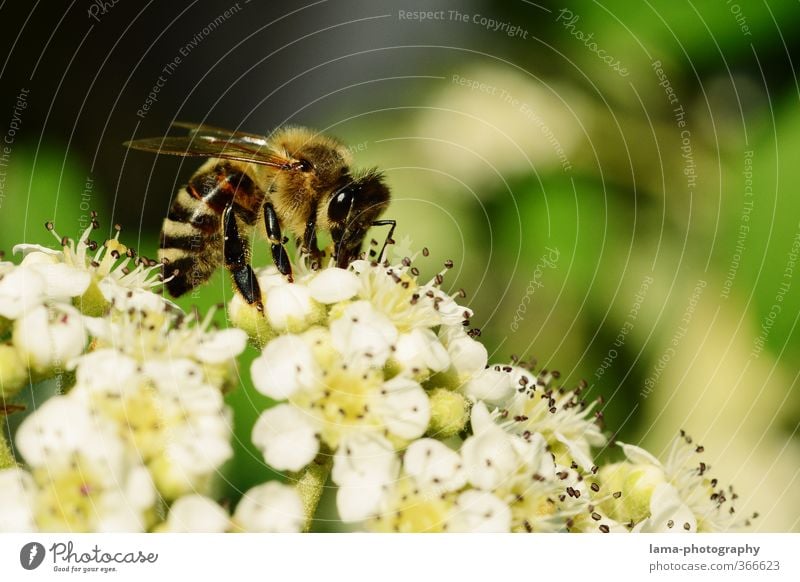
[158,160,264,297]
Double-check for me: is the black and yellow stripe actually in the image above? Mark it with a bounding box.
[158,161,264,298]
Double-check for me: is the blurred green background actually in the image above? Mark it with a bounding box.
[1,0,798,531]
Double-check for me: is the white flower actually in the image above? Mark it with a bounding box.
[330,300,398,367]
[14,222,168,314]
[461,402,526,490]
[0,267,47,319]
[393,328,450,375]
[72,349,139,389]
[13,303,87,373]
[0,468,37,532]
[19,251,92,301]
[233,482,305,532]
[332,433,400,522]
[614,436,750,532]
[194,328,248,364]
[439,325,487,378]
[264,279,323,332]
[365,439,465,533]
[250,327,430,467]
[85,308,240,364]
[307,267,360,303]
[348,259,472,332]
[251,334,320,399]
[70,353,233,500]
[162,495,230,532]
[252,405,319,472]
[494,367,605,469]
[13,396,156,532]
[403,439,466,492]
[15,396,118,470]
[371,376,430,440]
[462,367,514,406]
[83,305,247,389]
[448,490,511,532]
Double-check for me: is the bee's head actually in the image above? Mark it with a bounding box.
[326,169,390,267]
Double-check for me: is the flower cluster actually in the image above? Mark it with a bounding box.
[0,219,754,533]
[0,222,303,532]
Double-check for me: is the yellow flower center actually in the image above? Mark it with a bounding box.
[369,479,455,532]
[294,366,383,449]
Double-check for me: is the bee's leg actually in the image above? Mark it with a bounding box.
[372,219,397,262]
[223,203,263,311]
[301,213,324,270]
[264,202,294,282]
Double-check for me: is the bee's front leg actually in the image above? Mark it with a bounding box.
[264,202,294,282]
[223,204,263,311]
[299,214,325,270]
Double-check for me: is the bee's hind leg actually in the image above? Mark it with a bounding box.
[264,202,294,282]
[223,204,263,311]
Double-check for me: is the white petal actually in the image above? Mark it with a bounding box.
[404,439,466,492]
[164,427,232,477]
[448,490,511,532]
[330,301,398,366]
[554,432,594,470]
[194,328,248,363]
[618,441,662,467]
[372,376,430,440]
[144,359,206,391]
[166,495,230,532]
[461,404,520,490]
[252,405,319,472]
[336,482,387,523]
[308,268,360,303]
[462,368,513,405]
[440,326,487,376]
[394,328,451,373]
[16,396,125,477]
[28,263,91,301]
[13,304,87,372]
[635,482,697,533]
[0,267,46,319]
[332,433,400,487]
[251,335,320,399]
[125,465,157,511]
[265,282,319,331]
[13,243,61,257]
[73,349,139,390]
[98,281,170,312]
[0,468,37,532]
[234,482,305,532]
[468,400,496,434]
[425,289,472,327]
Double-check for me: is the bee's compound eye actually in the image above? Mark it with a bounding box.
[328,187,354,222]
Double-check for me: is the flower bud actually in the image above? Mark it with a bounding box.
[598,461,666,524]
[426,388,469,438]
[0,343,27,402]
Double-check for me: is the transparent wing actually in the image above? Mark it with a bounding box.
[169,121,270,146]
[124,123,292,168]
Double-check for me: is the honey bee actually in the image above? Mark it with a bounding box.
[124,123,393,311]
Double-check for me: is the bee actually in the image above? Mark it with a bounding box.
[124,123,393,311]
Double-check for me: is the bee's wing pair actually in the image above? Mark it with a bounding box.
[123,122,293,168]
